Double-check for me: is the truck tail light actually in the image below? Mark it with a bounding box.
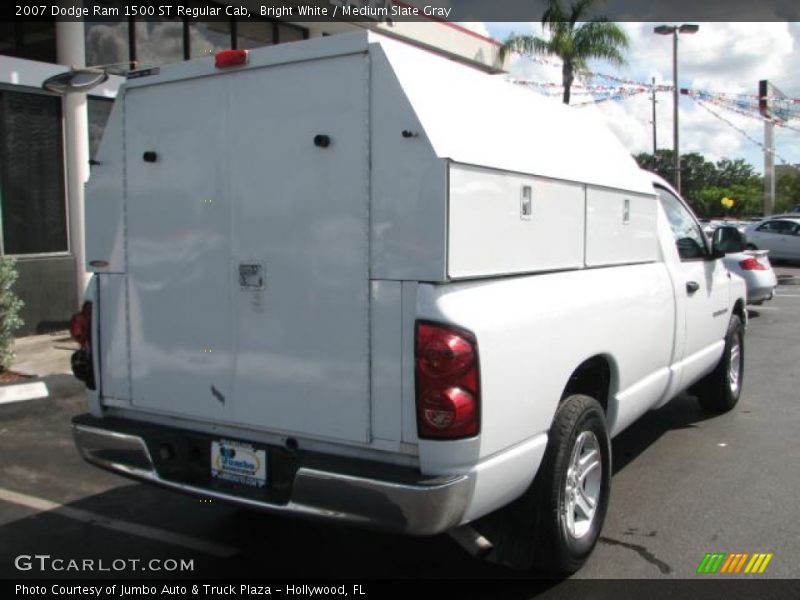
[739,257,767,271]
[415,322,480,439]
[69,302,92,345]
[69,302,95,390]
[215,49,248,69]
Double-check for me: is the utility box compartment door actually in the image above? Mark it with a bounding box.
[585,188,658,266]
[448,163,585,279]
[123,53,371,444]
[227,54,371,443]
[124,78,234,422]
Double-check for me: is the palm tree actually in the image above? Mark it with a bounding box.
[501,0,629,105]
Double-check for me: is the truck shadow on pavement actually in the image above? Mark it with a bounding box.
[610,392,719,475]
[0,479,555,589]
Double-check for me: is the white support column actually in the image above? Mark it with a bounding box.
[764,120,775,216]
[56,19,91,307]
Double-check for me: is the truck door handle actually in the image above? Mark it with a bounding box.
[686,281,700,294]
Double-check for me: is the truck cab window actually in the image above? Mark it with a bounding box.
[655,187,708,260]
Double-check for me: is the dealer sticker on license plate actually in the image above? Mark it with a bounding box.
[211,439,267,488]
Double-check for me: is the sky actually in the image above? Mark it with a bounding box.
[463,22,800,175]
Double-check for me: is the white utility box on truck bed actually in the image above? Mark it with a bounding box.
[70,32,748,574]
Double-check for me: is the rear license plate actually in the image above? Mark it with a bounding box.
[211,439,267,488]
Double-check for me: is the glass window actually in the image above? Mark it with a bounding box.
[0,90,67,255]
[88,97,114,162]
[757,220,795,235]
[84,3,130,68]
[135,19,184,66]
[656,186,707,260]
[277,24,307,43]
[0,21,57,63]
[189,20,232,59]
[236,21,275,50]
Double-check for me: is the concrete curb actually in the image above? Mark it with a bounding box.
[0,374,85,405]
[0,380,48,404]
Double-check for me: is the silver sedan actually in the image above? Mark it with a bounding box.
[722,249,777,305]
[744,216,800,262]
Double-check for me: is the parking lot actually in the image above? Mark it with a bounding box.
[1,267,799,592]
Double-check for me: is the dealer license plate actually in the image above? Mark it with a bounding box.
[211,439,267,488]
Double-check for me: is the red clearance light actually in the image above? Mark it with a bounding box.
[415,322,480,439]
[215,49,248,69]
[69,302,92,346]
[739,257,767,271]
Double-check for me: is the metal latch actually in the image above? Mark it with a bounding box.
[239,263,264,290]
[521,185,532,220]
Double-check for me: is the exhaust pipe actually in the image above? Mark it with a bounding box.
[448,525,494,558]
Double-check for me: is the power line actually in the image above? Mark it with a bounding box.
[690,97,800,174]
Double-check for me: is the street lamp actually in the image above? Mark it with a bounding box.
[654,24,698,194]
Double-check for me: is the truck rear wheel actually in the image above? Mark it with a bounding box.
[481,394,612,575]
[696,314,744,413]
[531,394,612,574]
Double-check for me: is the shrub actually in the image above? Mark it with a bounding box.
[0,257,24,371]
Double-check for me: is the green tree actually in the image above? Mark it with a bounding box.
[501,0,629,105]
[715,158,756,186]
[634,151,764,218]
[0,257,24,371]
[776,169,800,213]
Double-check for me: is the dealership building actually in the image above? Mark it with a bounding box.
[0,2,504,335]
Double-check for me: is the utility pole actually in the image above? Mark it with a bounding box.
[759,80,776,216]
[654,24,699,194]
[651,77,657,155]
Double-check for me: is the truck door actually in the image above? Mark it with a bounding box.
[123,53,372,444]
[125,77,235,423]
[225,54,371,443]
[655,186,730,388]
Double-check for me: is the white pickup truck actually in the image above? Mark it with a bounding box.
[69,32,748,574]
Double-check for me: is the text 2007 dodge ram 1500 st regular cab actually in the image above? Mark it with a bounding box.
[68,32,748,574]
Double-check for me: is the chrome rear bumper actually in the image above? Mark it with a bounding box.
[72,421,471,535]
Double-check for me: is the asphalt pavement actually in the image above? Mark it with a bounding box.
[0,267,798,595]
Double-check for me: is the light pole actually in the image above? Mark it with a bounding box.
[654,24,698,195]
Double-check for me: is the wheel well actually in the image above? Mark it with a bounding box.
[732,298,746,324]
[562,356,611,414]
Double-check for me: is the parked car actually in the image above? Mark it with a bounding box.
[744,216,800,261]
[722,249,777,305]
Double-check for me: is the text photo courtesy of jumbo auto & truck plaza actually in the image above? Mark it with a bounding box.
[2,1,800,599]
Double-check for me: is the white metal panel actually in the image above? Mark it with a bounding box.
[226,54,371,444]
[372,35,654,196]
[370,281,403,443]
[123,32,370,91]
[401,281,419,445]
[97,274,130,402]
[124,77,234,423]
[459,433,547,522]
[369,46,448,281]
[415,263,674,473]
[448,163,585,278]
[85,96,126,273]
[585,188,658,267]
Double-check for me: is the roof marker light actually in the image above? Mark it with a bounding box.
[215,49,248,69]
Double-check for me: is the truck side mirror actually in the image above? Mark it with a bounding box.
[712,226,746,256]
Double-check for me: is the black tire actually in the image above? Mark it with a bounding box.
[696,314,744,413]
[745,243,757,250]
[475,395,611,576]
[532,394,612,574]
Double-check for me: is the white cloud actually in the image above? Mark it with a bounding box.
[456,22,492,40]
[486,21,800,172]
